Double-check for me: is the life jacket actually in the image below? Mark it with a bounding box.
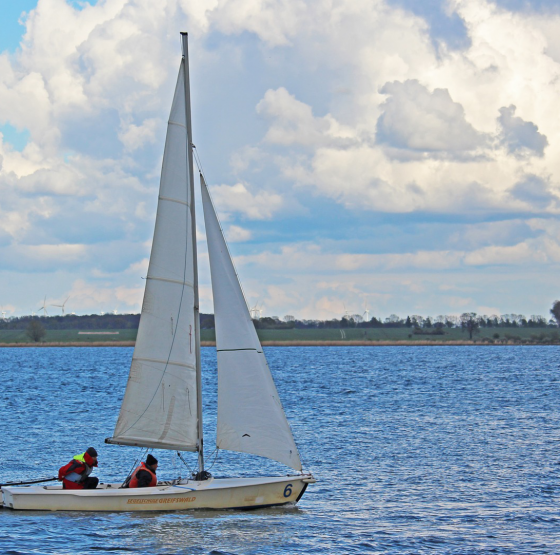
[129,462,157,488]
[58,452,96,483]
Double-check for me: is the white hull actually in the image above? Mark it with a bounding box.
[1,474,315,512]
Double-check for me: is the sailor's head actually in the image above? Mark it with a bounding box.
[146,454,158,470]
[85,446,98,466]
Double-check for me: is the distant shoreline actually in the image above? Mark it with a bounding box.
[0,340,556,347]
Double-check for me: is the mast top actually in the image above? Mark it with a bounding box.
[181,32,189,58]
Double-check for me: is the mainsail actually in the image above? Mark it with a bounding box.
[107,57,199,452]
[201,175,302,471]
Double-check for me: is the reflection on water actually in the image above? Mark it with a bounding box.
[1,346,560,554]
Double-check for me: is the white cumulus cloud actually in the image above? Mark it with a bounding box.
[0,0,560,318]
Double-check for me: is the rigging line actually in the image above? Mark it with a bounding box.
[176,451,197,476]
[206,447,220,471]
[119,67,193,437]
[120,447,148,488]
[192,145,206,184]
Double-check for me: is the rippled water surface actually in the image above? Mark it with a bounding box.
[1,346,560,554]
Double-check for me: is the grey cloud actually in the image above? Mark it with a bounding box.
[25,206,131,246]
[509,175,557,209]
[0,227,11,248]
[447,220,543,250]
[492,0,560,14]
[60,109,123,160]
[0,239,146,274]
[18,166,85,197]
[498,105,548,158]
[376,80,486,157]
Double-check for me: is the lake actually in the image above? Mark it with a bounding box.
[0,346,559,554]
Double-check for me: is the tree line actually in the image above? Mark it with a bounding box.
[0,313,141,331]
[4,301,560,343]
[0,312,218,331]
[274,313,553,330]
[251,313,556,341]
[254,301,560,340]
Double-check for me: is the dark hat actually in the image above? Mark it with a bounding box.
[146,454,158,466]
[86,447,98,458]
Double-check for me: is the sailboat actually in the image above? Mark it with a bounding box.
[1,33,315,512]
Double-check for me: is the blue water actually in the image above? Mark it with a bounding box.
[1,346,560,554]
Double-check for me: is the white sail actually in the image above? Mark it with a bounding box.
[108,60,199,451]
[201,175,302,471]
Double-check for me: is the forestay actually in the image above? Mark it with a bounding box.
[201,175,302,471]
[108,60,199,452]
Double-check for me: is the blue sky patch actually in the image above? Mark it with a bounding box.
[0,0,37,52]
[387,0,471,50]
[0,1,99,53]
[67,0,97,10]
[1,123,30,151]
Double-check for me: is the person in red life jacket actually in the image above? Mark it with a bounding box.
[127,454,158,488]
[58,447,99,490]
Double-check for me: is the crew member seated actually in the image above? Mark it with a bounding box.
[58,447,99,490]
[126,454,158,488]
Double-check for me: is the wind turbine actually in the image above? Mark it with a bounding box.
[250,301,263,320]
[38,296,49,317]
[363,306,370,322]
[0,307,6,321]
[52,297,70,315]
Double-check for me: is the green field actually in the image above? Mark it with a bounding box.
[0,326,558,345]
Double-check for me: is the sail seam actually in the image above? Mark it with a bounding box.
[169,120,187,129]
[159,195,190,207]
[158,395,176,441]
[146,275,194,287]
[133,356,196,370]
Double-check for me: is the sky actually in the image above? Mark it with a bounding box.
[1,0,560,321]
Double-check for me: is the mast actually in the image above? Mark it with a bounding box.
[181,32,204,473]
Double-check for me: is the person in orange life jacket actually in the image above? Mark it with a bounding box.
[58,447,99,490]
[127,454,158,488]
